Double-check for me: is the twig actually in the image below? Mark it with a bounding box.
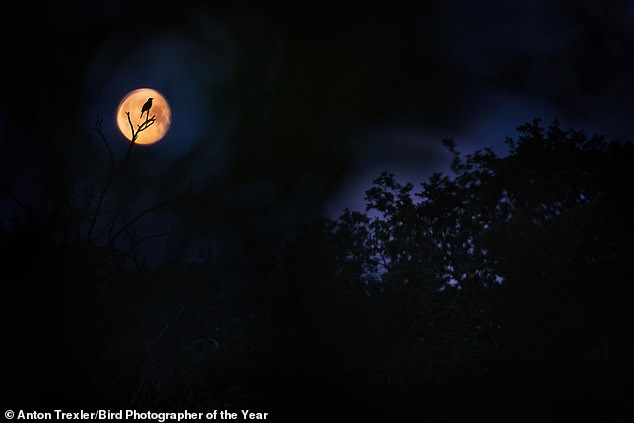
[124,112,155,163]
[94,115,115,169]
[110,197,174,244]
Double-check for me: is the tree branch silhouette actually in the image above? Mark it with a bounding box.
[125,111,155,163]
[94,115,115,169]
[84,110,157,253]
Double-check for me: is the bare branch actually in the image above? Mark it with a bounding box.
[125,111,139,163]
[107,188,141,239]
[109,197,174,244]
[84,171,116,251]
[123,111,155,164]
[85,108,156,250]
[138,115,156,132]
[93,115,115,168]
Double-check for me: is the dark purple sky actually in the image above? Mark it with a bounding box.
[2,0,633,260]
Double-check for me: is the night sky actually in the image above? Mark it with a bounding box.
[3,0,633,258]
[2,0,633,419]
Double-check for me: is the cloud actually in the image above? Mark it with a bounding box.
[5,0,632,266]
[325,122,454,216]
[430,0,634,141]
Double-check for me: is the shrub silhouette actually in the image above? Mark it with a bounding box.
[277,119,633,421]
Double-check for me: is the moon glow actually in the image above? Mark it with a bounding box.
[116,88,171,145]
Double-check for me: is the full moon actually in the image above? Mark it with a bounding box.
[116,88,171,145]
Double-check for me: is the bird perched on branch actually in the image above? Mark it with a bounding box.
[140,97,153,120]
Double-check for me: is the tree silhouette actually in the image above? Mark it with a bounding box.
[1,106,161,273]
[83,110,159,262]
[278,119,633,421]
[2,118,632,420]
[2,107,194,411]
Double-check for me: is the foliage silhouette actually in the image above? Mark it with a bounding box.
[277,119,633,421]
[2,118,632,421]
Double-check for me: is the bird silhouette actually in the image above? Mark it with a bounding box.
[140,97,153,120]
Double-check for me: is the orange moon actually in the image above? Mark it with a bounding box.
[116,88,171,145]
